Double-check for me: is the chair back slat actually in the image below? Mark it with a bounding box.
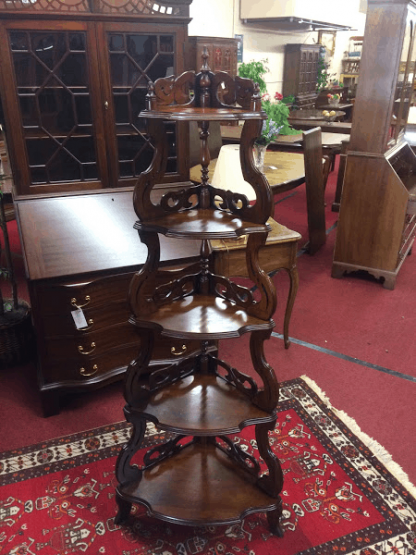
[302,127,327,254]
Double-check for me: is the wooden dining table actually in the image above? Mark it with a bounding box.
[220,125,350,149]
[190,149,306,194]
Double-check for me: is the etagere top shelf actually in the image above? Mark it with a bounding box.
[133,58,273,229]
[134,209,271,240]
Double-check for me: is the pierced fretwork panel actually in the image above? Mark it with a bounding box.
[107,32,177,178]
[9,30,98,185]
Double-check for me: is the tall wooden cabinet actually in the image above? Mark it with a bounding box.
[282,43,320,109]
[0,0,192,198]
[332,0,416,289]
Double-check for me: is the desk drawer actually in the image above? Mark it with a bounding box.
[41,345,139,385]
[44,322,140,362]
[35,272,134,316]
[41,300,130,337]
[40,335,204,385]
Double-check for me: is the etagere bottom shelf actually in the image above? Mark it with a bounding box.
[116,439,282,528]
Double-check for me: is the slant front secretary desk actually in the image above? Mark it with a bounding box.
[16,191,203,416]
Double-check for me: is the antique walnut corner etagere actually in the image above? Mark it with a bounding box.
[332,0,416,289]
[115,58,285,534]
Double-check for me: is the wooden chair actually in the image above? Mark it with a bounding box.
[301,127,329,254]
[268,127,329,255]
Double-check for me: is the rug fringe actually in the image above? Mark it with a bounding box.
[300,375,416,498]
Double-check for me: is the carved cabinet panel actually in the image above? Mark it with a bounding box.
[187,36,238,76]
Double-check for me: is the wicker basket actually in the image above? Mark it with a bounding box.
[0,300,34,369]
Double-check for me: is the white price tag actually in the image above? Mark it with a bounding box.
[71,308,88,330]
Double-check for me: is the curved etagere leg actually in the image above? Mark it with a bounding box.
[238,118,274,224]
[115,407,146,487]
[267,499,285,537]
[133,118,168,221]
[246,232,277,321]
[250,329,279,412]
[114,493,133,525]
[123,329,155,407]
[129,231,161,318]
[256,420,284,536]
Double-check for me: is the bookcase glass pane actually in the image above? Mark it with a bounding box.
[107,31,177,179]
[9,30,98,184]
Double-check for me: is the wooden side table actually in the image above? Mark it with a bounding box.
[211,218,301,349]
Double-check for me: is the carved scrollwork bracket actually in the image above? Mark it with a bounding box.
[211,354,258,398]
[216,435,260,476]
[143,435,188,469]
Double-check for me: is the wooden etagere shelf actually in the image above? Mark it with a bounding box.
[115,54,285,535]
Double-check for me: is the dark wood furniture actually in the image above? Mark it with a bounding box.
[289,109,346,123]
[15,191,202,416]
[187,36,238,77]
[302,128,328,254]
[285,119,352,134]
[114,63,285,534]
[315,98,355,122]
[0,0,192,198]
[282,44,321,109]
[16,187,299,416]
[332,0,416,289]
[0,0,198,414]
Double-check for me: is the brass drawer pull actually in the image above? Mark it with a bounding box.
[79,319,94,332]
[171,344,187,356]
[78,341,96,355]
[71,295,91,309]
[80,364,98,377]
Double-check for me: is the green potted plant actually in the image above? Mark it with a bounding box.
[261,92,298,136]
[238,61,298,152]
[237,58,269,93]
[0,172,33,368]
[316,57,337,93]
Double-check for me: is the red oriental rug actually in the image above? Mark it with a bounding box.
[1,377,415,555]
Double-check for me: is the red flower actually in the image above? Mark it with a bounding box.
[274,91,283,101]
